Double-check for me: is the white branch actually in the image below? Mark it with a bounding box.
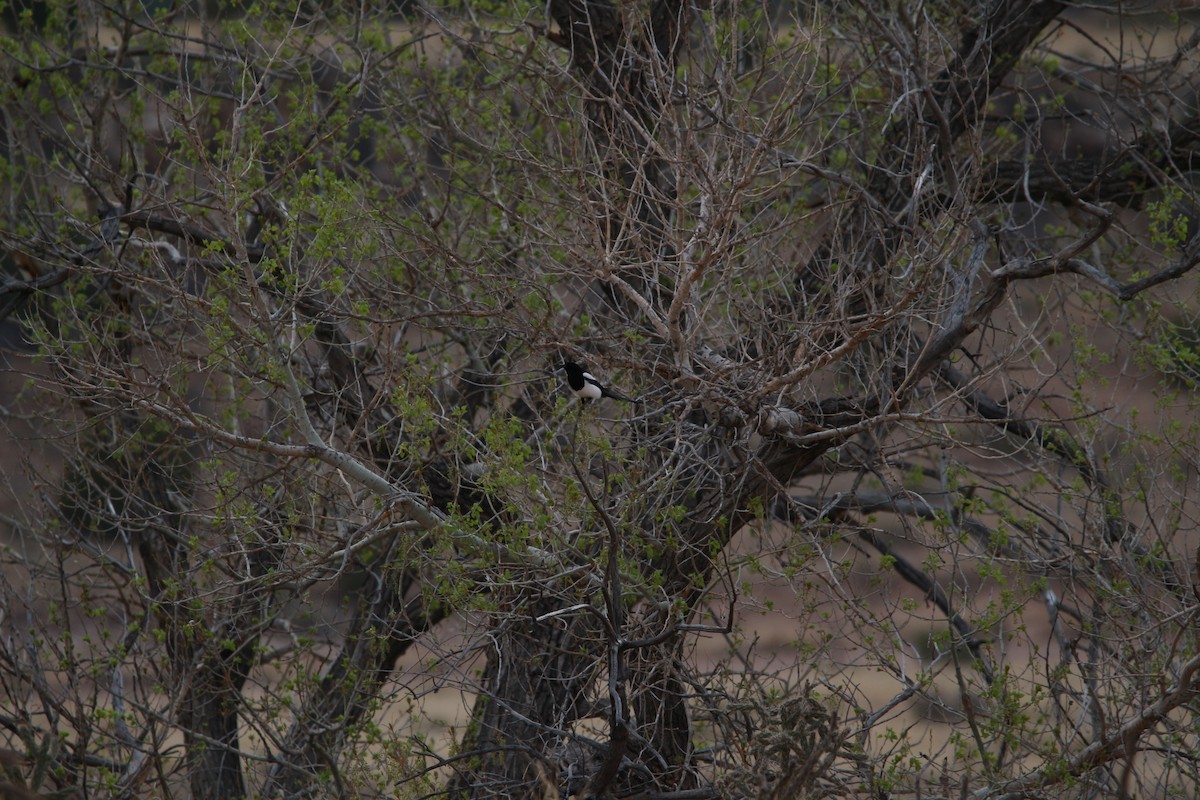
[975,651,1200,799]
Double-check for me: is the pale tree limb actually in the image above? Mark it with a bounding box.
[975,649,1200,799]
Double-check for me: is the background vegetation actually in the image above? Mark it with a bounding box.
[2,1,1200,798]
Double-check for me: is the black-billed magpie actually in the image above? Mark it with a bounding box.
[559,360,637,403]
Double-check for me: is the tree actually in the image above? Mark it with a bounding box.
[2,1,1200,798]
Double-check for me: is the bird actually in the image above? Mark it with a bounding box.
[559,360,637,403]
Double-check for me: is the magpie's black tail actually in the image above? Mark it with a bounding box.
[601,387,639,403]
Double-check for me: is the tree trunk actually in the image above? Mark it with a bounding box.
[446,595,604,799]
